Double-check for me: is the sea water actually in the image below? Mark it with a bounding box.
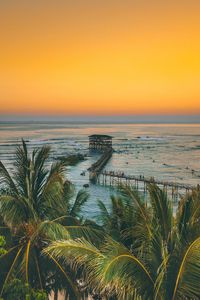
[0,122,200,219]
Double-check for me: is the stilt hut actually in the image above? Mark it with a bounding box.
[89,134,112,150]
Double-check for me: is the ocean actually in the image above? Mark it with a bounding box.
[0,122,200,219]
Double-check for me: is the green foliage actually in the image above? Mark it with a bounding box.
[57,154,85,166]
[1,279,47,300]
[46,185,200,300]
[0,236,7,256]
[0,140,98,298]
[1,140,200,299]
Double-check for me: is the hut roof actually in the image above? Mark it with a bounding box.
[89,134,113,139]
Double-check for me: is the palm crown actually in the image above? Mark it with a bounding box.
[46,185,200,299]
[0,140,94,298]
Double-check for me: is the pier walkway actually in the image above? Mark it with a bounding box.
[87,135,196,198]
[88,148,113,182]
[97,170,194,195]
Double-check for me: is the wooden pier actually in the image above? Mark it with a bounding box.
[88,134,113,183]
[88,148,113,183]
[87,135,196,199]
[98,170,194,199]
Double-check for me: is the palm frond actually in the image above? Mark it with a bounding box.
[0,195,26,228]
[47,160,67,179]
[63,180,75,206]
[39,161,67,219]
[70,189,89,218]
[0,161,18,195]
[189,188,200,225]
[40,181,65,220]
[31,145,50,204]
[46,252,81,299]
[148,184,173,244]
[119,186,152,253]
[0,245,24,296]
[97,200,110,225]
[65,224,105,243]
[98,238,155,298]
[171,236,200,300]
[44,238,103,285]
[36,220,70,241]
[25,240,31,283]
[120,186,152,238]
[14,140,31,198]
[177,189,200,244]
[45,237,155,299]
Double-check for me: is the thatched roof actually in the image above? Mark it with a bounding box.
[89,134,113,139]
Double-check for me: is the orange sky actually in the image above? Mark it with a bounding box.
[0,0,200,115]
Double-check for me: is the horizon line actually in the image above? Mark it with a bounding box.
[0,114,200,124]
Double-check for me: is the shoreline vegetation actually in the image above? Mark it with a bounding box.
[0,141,200,299]
[55,154,85,166]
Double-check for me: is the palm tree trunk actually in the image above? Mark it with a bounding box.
[65,292,68,300]
[54,290,58,300]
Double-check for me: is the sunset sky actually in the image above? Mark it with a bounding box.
[0,0,200,116]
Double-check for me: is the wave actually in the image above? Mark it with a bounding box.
[136,136,166,141]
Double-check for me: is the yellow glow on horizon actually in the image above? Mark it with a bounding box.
[0,1,200,115]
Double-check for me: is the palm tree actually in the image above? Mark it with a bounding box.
[97,194,137,248]
[0,140,99,299]
[46,185,200,299]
